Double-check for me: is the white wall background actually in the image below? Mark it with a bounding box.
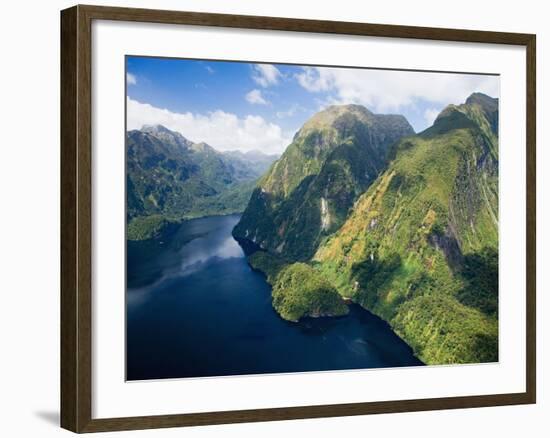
[0,0,546,437]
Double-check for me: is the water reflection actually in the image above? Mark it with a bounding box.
[126,214,424,380]
[127,215,244,305]
[179,236,244,274]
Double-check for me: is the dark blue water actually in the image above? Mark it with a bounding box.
[126,214,422,380]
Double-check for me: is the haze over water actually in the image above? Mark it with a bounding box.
[126,214,423,380]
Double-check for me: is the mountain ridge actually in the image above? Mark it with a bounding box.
[235,93,499,365]
[313,93,499,364]
[233,103,415,260]
[126,125,278,240]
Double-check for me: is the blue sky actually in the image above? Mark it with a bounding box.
[126,56,499,154]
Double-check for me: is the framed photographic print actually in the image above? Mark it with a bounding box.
[60,4,536,433]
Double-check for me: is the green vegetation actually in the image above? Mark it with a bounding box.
[189,180,259,219]
[233,104,414,260]
[248,251,287,281]
[313,95,499,364]
[127,215,173,241]
[236,94,500,365]
[129,95,501,365]
[126,125,278,240]
[457,247,499,316]
[272,263,349,322]
[248,252,348,322]
[392,294,498,364]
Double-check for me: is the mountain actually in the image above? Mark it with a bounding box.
[236,94,499,365]
[314,93,499,364]
[233,104,415,260]
[126,125,278,240]
[222,150,280,180]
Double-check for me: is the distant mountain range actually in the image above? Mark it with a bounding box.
[233,93,499,366]
[126,124,278,240]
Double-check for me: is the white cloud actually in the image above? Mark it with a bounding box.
[276,104,307,119]
[127,97,290,154]
[245,89,268,105]
[252,64,282,87]
[126,72,137,85]
[295,67,499,112]
[205,66,215,74]
[423,107,442,127]
[295,68,331,92]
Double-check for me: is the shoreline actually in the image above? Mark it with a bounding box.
[237,237,423,364]
[127,211,244,242]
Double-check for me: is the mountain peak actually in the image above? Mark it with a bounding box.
[234,103,414,260]
[465,92,498,112]
[300,104,373,132]
[141,124,193,149]
[190,141,216,153]
[420,92,499,141]
[142,124,176,134]
[325,103,374,115]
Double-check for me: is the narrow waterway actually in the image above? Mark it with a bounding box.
[126,214,423,380]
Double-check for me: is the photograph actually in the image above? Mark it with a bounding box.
[0,0,543,435]
[125,57,500,381]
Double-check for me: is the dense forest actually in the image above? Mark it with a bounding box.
[126,124,278,240]
[233,93,499,365]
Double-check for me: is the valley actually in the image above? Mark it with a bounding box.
[126,92,499,370]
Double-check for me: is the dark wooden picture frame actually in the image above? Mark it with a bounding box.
[61,4,536,433]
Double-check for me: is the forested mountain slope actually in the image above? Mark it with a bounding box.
[126,125,278,239]
[233,104,414,260]
[237,94,499,365]
[314,93,499,364]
